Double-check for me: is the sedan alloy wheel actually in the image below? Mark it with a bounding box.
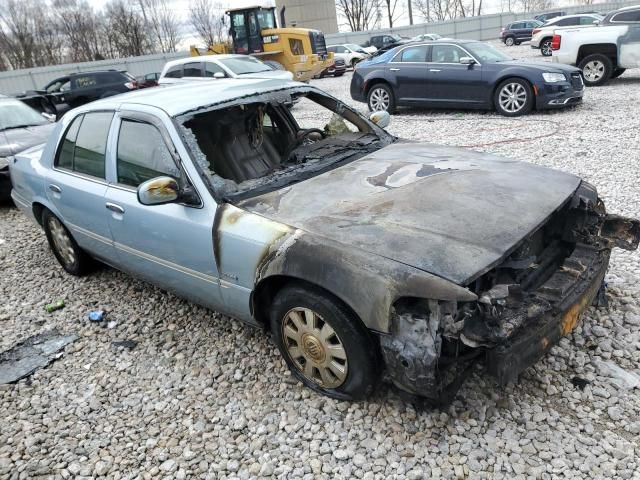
[498,82,527,113]
[541,39,552,57]
[368,86,391,111]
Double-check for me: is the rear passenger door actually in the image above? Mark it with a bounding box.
[46,111,117,262]
[387,45,430,103]
[425,44,484,105]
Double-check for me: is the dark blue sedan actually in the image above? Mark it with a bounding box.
[350,40,585,116]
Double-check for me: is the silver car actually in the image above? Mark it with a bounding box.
[9,79,640,402]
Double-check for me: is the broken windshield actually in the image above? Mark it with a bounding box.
[177,88,394,201]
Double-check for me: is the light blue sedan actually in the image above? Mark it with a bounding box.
[9,79,639,402]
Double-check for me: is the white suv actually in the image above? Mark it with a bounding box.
[327,44,369,69]
[531,14,603,56]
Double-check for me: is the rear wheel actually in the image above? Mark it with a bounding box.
[578,54,613,86]
[504,36,515,46]
[367,83,395,113]
[42,209,94,276]
[540,38,553,57]
[612,68,626,79]
[270,285,379,400]
[494,78,534,117]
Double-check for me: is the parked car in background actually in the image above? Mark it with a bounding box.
[0,96,55,202]
[159,55,293,84]
[351,40,584,116]
[500,20,543,46]
[534,11,566,22]
[20,70,139,118]
[411,33,443,42]
[551,6,640,85]
[316,58,347,78]
[136,72,160,88]
[9,80,640,402]
[531,14,604,56]
[363,34,409,51]
[327,44,368,68]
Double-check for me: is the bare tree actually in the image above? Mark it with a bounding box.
[189,0,226,47]
[336,0,379,32]
[519,0,554,12]
[104,0,153,57]
[53,0,106,62]
[0,0,41,68]
[138,0,181,53]
[382,0,403,27]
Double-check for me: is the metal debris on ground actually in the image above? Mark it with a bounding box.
[87,310,106,322]
[0,330,77,384]
[45,299,65,313]
[112,340,137,350]
[571,376,590,390]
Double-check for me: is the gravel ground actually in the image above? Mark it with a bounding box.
[1,42,640,479]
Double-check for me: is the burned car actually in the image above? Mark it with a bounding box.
[9,79,640,402]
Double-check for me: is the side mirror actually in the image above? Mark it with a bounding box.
[137,176,179,205]
[213,72,225,79]
[369,111,390,128]
[593,20,600,25]
[460,56,476,65]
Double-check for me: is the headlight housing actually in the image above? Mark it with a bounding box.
[542,72,566,83]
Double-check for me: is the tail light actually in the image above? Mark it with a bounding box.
[532,28,541,35]
[124,81,138,89]
[551,34,561,50]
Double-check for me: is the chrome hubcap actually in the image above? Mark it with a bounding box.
[499,83,527,113]
[369,88,390,111]
[505,38,514,46]
[583,60,605,82]
[282,307,348,388]
[48,217,75,266]
[542,41,552,56]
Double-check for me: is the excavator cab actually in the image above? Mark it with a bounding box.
[228,7,277,54]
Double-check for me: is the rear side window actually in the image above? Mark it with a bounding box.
[611,10,640,22]
[204,62,226,77]
[56,112,113,179]
[579,16,598,25]
[183,62,202,77]
[116,120,180,187]
[399,45,429,62]
[165,65,183,78]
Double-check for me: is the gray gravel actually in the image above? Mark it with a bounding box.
[1,42,640,479]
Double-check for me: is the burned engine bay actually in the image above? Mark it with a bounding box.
[381,182,640,403]
[178,90,393,201]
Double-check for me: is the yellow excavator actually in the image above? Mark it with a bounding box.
[190,6,334,82]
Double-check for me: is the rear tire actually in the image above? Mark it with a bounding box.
[578,54,613,86]
[540,38,553,57]
[270,285,379,401]
[504,36,515,47]
[367,83,396,113]
[42,209,94,276]
[494,78,534,117]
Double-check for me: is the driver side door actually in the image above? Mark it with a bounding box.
[103,110,223,309]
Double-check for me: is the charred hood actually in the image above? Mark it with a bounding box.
[238,142,582,285]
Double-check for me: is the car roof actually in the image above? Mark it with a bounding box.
[616,4,640,11]
[164,54,252,68]
[85,78,307,117]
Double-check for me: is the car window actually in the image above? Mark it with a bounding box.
[204,62,226,77]
[399,45,429,62]
[431,45,465,63]
[165,65,183,78]
[328,46,337,53]
[510,22,523,29]
[183,62,202,77]
[579,16,597,25]
[611,10,640,22]
[56,112,113,179]
[116,120,180,187]
[525,21,539,28]
[73,75,97,89]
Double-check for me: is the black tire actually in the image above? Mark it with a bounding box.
[42,209,94,276]
[612,68,626,79]
[270,285,379,401]
[367,83,396,113]
[334,72,344,77]
[540,38,553,57]
[578,54,613,86]
[504,36,515,47]
[494,78,534,117]
[264,60,285,71]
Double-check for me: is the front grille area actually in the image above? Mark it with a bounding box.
[309,31,328,56]
[571,73,584,90]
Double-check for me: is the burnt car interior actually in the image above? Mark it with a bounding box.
[181,92,390,198]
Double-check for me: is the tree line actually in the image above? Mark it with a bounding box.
[0,0,228,71]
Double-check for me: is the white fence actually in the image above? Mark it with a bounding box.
[0,0,637,95]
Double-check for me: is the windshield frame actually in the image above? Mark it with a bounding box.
[0,99,49,131]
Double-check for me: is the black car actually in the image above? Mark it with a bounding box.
[500,19,543,46]
[350,40,584,117]
[601,5,640,24]
[534,11,566,22]
[316,58,347,78]
[364,34,410,51]
[0,96,55,202]
[17,70,139,118]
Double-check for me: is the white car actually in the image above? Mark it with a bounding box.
[531,14,603,56]
[159,55,293,84]
[327,44,369,69]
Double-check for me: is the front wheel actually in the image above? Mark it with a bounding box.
[494,78,534,117]
[270,285,379,400]
[367,83,396,113]
[43,209,94,276]
[541,39,552,57]
[578,54,613,86]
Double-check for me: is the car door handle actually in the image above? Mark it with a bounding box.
[105,202,125,214]
[429,69,441,72]
[48,184,62,193]
[390,68,400,71]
